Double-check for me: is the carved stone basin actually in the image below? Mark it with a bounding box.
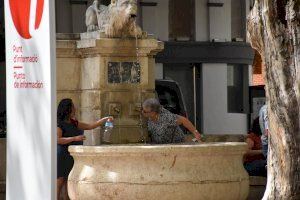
[68,143,249,200]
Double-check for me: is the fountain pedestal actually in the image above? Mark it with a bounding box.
[56,36,163,144]
[68,143,249,200]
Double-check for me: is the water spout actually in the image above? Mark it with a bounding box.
[139,112,146,144]
[134,19,146,144]
[134,19,139,65]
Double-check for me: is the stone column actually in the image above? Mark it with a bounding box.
[56,39,82,120]
[77,38,163,144]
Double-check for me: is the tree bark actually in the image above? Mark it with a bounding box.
[247,0,300,199]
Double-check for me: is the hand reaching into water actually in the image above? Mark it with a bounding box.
[193,130,203,142]
[74,135,86,142]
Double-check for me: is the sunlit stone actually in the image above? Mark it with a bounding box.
[68,143,249,200]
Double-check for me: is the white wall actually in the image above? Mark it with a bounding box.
[202,63,247,134]
[192,0,250,42]
[53,0,247,44]
[195,0,209,41]
[208,0,231,41]
[248,64,253,86]
[155,63,163,79]
[141,0,169,41]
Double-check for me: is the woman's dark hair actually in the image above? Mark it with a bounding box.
[57,98,73,123]
[251,117,262,136]
[142,98,162,113]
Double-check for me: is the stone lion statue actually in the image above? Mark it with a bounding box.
[85,0,143,38]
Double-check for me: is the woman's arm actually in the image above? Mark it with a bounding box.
[176,116,201,141]
[77,116,113,130]
[57,127,85,145]
[244,138,263,156]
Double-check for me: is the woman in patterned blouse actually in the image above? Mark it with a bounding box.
[142,98,201,144]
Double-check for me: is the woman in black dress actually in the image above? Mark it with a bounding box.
[57,98,112,199]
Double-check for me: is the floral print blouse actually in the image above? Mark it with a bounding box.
[147,108,185,144]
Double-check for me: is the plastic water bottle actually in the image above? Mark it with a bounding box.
[103,119,113,143]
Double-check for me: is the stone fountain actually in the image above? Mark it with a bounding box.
[56,0,249,199]
[57,1,161,144]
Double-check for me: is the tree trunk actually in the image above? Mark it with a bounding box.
[247,0,300,199]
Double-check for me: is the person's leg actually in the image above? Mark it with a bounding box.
[63,180,70,200]
[262,141,268,159]
[261,136,268,159]
[244,160,267,177]
[57,177,65,200]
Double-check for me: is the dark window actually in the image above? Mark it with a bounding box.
[169,0,195,41]
[156,85,181,115]
[227,64,249,113]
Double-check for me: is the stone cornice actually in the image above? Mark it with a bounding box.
[155,41,255,64]
[56,40,80,58]
[76,38,164,58]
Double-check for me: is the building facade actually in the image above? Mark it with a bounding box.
[0,0,257,135]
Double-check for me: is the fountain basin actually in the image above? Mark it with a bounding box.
[68,142,249,200]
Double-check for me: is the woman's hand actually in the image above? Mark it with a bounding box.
[101,116,114,123]
[96,116,114,126]
[78,116,114,130]
[177,116,203,142]
[73,135,86,142]
[193,130,202,142]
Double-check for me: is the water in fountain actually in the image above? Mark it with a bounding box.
[133,19,146,144]
[139,91,146,144]
[133,19,141,82]
[118,113,121,143]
